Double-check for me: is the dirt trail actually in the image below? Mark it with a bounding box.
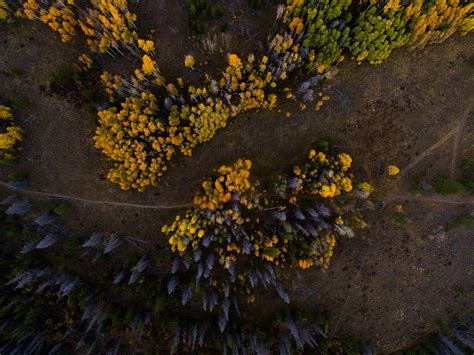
[401,101,473,178]
[0,181,193,210]
[450,102,472,179]
[2,179,474,211]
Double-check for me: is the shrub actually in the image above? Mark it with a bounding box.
[433,177,464,195]
[393,211,408,226]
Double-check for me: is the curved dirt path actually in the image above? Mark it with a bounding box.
[401,101,473,178]
[450,102,472,179]
[2,180,473,210]
[0,181,193,209]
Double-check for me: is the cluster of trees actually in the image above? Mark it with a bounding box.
[93,0,472,190]
[162,148,371,332]
[0,161,365,353]
[95,52,278,190]
[0,104,22,162]
[5,0,471,190]
[1,203,472,353]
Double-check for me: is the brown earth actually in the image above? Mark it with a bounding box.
[0,7,473,353]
